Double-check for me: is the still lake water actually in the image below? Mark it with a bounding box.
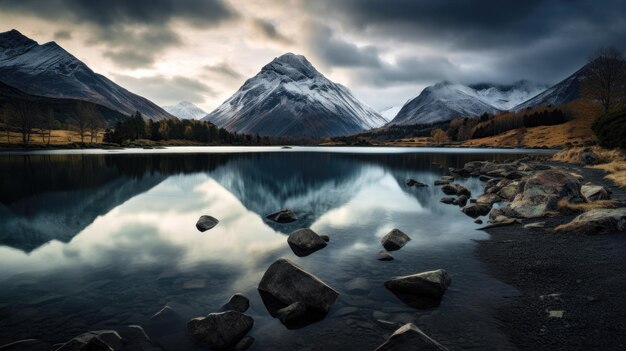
[0,147,554,350]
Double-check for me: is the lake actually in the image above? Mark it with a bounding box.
[0,147,555,350]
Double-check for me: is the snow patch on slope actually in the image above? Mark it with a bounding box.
[163,101,207,120]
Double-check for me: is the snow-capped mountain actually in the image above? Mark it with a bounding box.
[163,101,207,120]
[388,81,547,125]
[380,106,402,122]
[0,29,173,120]
[512,65,588,111]
[202,53,386,137]
[389,82,500,125]
[471,80,547,110]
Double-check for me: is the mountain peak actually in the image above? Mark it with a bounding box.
[163,101,206,120]
[0,29,37,58]
[203,53,386,137]
[261,52,319,79]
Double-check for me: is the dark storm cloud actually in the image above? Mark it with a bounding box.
[0,0,236,28]
[112,74,217,105]
[309,23,381,68]
[204,63,243,79]
[251,18,293,45]
[303,0,626,85]
[0,0,237,68]
[305,0,626,49]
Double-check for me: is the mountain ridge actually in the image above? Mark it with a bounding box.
[0,29,173,120]
[202,53,387,137]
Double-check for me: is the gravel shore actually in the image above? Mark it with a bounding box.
[477,163,626,350]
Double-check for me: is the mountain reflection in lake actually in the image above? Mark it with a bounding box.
[0,147,553,350]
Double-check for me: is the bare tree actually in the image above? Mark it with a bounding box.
[9,97,39,145]
[582,46,626,114]
[73,102,97,143]
[1,104,11,143]
[41,107,56,145]
[88,111,105,143]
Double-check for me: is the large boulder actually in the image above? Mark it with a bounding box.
[476,193,501,206]
[287,228,327,257]
[441,183,471,197]
[266,208,297,223]
[508,170,585,218]
[581,184,610,202]
[555,208,626,234]
[385,269,451,299]
[375,323,448,351]
[221,294,250,313]
[258,259,339,315]
[276,302,307,324]
[440,197,456,205]
[380,228,411,251]
[56,330,122,351]
[187,311,253,350]
[462,203,492,218]
[196,215,219,232]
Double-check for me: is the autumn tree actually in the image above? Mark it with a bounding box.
[431,128,448,143]
[582,47,626,114]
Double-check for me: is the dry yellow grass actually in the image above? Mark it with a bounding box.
[463,114,598,148]
[557,199,619,213]
[0,129,102,145]
[552,146,626,187]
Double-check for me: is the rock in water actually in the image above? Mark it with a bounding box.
[320,234,330,242]
[187,311,254,350]
[462,203,492,218]
[456,195,468,207]
[378,250,394,261]
[441,184,471,197]
[287,228,327,257]
[266,208,297,223]
[221,294,250,313]
[385,269,451,300]
[56,330,122,351]
[276,302,307,324]
[380,228,411,251]
[234,336,255,351]
[581,184,610,202]
[555,208,626,234]
[441,184,458,195]
[196,215,219,232]
[440,197,456,204]
[258,259,339,315]
[375,323,449,351]
[406,178,428,187]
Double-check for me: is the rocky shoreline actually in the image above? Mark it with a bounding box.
[476,162,626,350]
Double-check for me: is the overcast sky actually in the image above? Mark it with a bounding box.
[1,0,625,112]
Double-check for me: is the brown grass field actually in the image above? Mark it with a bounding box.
[0,129,103,146]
